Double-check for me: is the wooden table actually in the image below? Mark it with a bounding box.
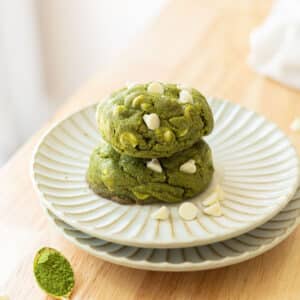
[2,0,300,299]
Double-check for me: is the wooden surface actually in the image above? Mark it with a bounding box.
[2,0,300,299]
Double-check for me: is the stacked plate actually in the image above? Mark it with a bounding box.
[32,99,300,271]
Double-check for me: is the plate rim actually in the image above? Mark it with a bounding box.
[44,187,300,272]
[31,100,300,248]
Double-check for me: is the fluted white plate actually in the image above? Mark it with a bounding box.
[45,187,300,271]
[32,99,300,248]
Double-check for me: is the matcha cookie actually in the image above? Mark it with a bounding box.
[96,82,214,158]
[87,139,214,204]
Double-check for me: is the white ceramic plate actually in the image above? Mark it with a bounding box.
[32,99,300,248]
[46,187,300,271]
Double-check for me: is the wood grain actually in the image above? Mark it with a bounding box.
[1,0,300,299]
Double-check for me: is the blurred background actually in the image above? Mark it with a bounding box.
[0,0,167,165]
[1,0,299,166]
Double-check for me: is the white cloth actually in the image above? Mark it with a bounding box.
[249,0,300,89]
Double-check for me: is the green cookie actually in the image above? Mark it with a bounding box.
[96,82,214,158]
[87,139,214,204]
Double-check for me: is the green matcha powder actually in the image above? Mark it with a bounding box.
[34,247,74,299]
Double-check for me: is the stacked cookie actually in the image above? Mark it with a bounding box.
[33,91,300,270]
[87,82,214,204]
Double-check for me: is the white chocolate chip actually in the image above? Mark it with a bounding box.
[151,206,169,220]
[147,82,164,94]
[147,159,163,173]
[203,202,223,217]
[178,202,198,220]
[143,113,160,130]
[179,90,193,104]
[202,191,219,207]
[290,117,300,132]
[179,159,196,174]
[126,81,138,89]
[177,83,191,90]
[203,185,224,206]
